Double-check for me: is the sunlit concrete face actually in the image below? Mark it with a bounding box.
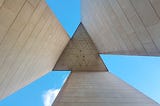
[0,0,69,99]
[82,0,160,56]
[53,72,159,106]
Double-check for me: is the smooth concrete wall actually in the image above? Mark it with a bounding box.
[82,0,160,56]
[53,72,159,106]
[54,24,107,72]
[0,0,69,99]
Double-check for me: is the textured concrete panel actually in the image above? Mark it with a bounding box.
[0,0,4,7]
[150,0,160,18]
[82,0,160,56]
[0,0,69,99]
[130,0,159,27]
[54,24,107,71]
[53,72,159,106]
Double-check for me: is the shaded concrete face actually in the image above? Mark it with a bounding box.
[53,72,160,106]
[82,0,160,56]
[0,0,69,99]
[54,24,107,72]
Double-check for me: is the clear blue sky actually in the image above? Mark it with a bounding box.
[46,0,80,37]
[101,54,160,104]
[1,1,160,106]
[0,71,70,106]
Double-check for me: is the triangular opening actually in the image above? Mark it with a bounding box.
[53,23,107,72]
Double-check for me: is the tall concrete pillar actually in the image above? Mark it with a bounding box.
[53,72,159,106]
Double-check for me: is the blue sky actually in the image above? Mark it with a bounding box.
[0,1,160,106]
[46,0,80,37]
[101,54,160,104]
[0,71,70,106]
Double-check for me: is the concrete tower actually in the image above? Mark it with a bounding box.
[0,0,160,106]
[52,24,159,106]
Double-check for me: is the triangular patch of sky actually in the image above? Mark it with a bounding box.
[101,54,160,104]
[0,71,70,106]
[46,0,80,38]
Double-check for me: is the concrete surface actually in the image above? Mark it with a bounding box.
[53,72,160,106]
[82,0,160,56]
[0,0,69,99]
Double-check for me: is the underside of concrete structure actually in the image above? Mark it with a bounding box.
[82,0,160,56]
[52,21,159,106]
[54,24,107,72]
[0,0,69,99]
[0,0,160,105]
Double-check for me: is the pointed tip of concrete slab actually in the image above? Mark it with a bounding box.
[53,24,107,72]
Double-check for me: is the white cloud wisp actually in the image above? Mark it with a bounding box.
[43,89,60,106]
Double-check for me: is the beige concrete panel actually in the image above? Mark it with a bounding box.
[109,0,133,35]
[118,0,159,55]
[0,0,46,82]
[27,25,69,85]
[53,72,159,106]
[19,12,68,87]
[54,24,107,72]
[55,103,160,106]
[0,1,34,82]
[100,0,130,54]
[81,0,139,55]
[59,97,155,103]
[82,0,160,56]
[126,32,147,55]
[147,22,160,51]
[0,1,48,97]
[130,0,159,27]
[0,0,4,7]
[3,16,53,97]
[81,0,121,53]
[150,0,160,18]
[0,0,26,42]
[0,1,69,99]
[108,0,144,55]
[27,0,40,8]
[108,0,137,55]
[57,103,160,106]
[3,0,26,13]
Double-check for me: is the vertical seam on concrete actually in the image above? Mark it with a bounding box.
[129,0,160,54]
[148,0,160,20]
[1,0,42,78]
[0,0,5,9]
[108,0,138,55]
[0,0,27,44]
[0,0,43,98]
[12,6,49,87]
[117,0,148,55]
